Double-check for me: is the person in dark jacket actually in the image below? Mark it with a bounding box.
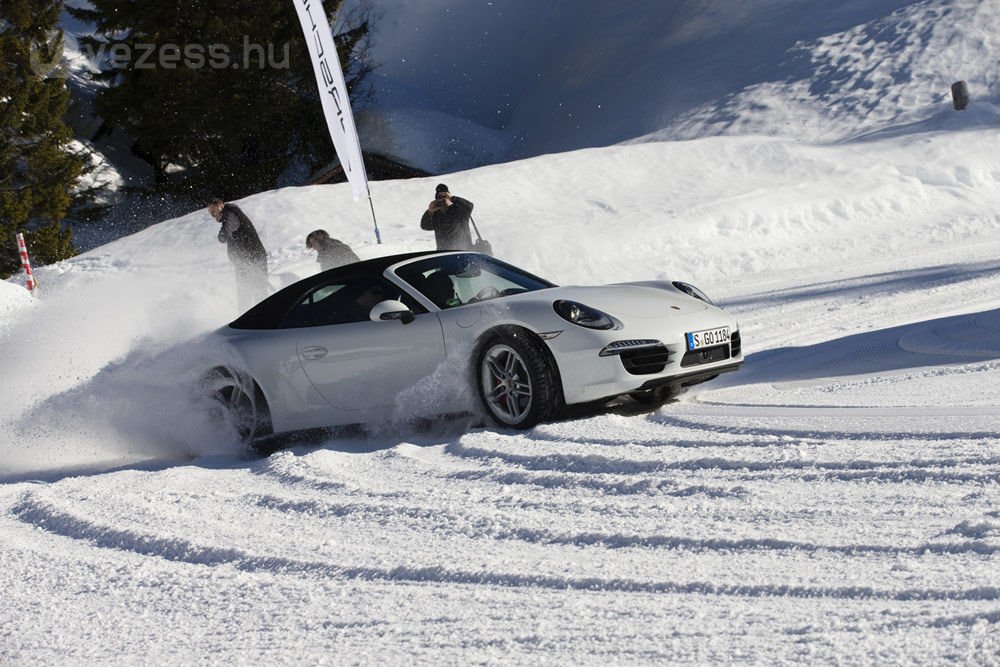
[420,183,474,251]
[306,229,360,272]
[208,198,269,312]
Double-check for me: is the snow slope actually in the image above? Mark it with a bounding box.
[3,0,1000,662]
[3,124,999,662]
[363,0,1000,168]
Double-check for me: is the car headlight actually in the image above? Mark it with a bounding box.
[672,281,715,305]
[553,300,615,330]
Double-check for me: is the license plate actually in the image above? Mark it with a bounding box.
[686,326,730,351]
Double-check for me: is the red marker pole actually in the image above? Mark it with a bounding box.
[15,233,37,295]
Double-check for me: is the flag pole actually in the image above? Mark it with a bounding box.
[367,185,381,244]
[294,0,381,243]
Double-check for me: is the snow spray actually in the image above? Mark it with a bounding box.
[15,233,37,295]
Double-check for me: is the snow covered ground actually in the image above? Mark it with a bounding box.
[4,0,1000,662]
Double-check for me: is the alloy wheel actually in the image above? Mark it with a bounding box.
[480,343,534,425]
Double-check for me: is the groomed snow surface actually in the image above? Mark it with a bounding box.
[4,0,1000,660]
[3,126,999,663]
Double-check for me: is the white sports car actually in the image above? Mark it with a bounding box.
[204,251,742,446]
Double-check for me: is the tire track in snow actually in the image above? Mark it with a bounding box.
[444,440,1000,486]
[247,455,712,522]
[249,450,409,499]
[11,492,1000,603]
[525,413,805,449]
[650,414,1000,444]
[243,416,1000,517]
[250,434,750,499]
[251,493,1000,557]
[892,607,1000,630]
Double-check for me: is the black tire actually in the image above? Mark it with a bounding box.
[476,330,562,429]
[203,366,272,448]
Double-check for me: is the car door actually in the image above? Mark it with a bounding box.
[288,275,447,411]
[297,314,447,410]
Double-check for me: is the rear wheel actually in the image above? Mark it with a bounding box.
[204,366,271,447]
[477,331,561,429]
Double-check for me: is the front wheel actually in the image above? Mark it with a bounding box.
[476,332,562,429]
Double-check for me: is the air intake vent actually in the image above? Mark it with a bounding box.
[730,330,742,357]
[620,345,671,375]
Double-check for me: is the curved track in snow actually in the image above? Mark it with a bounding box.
[3,375,999,662]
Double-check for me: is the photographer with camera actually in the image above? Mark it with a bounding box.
[420,183,474,251]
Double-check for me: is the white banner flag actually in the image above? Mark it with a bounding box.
[293,0,368,201]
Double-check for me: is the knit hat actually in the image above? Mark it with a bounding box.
[435,183,449,194]
[306,229,329,248]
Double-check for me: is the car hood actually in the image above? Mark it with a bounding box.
[544,283,707,319]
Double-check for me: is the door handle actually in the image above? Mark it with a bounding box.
[301,346,328,361]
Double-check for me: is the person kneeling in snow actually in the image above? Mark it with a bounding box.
[306,229,360,272]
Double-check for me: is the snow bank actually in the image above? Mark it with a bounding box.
[0,279,34,331]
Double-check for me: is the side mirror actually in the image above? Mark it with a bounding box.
[369,299,415,325]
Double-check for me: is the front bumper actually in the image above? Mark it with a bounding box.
[546,318,743,405]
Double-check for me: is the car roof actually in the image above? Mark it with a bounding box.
[230,250,439,330]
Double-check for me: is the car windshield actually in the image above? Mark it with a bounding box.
[395,253,555,309]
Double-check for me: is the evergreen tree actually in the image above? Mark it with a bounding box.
[71,0,375,200]
[0,0,83,279]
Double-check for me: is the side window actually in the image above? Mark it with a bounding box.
[413,270,461,309]
[280,283,348,328]
[280,276,426,328]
